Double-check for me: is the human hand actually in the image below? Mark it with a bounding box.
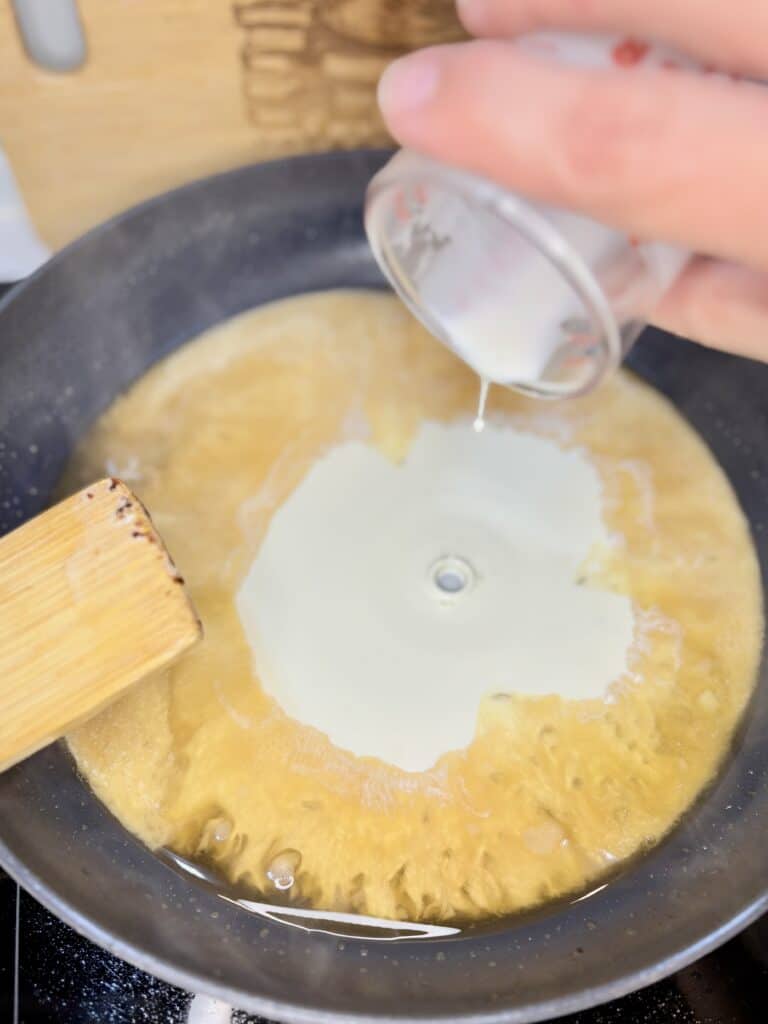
[377,2,768,361]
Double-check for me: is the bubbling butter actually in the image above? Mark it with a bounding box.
[63,290,762,925]
[237,421,634,771]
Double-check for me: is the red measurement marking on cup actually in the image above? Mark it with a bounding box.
[562,349,591,371]
[612,39,650,67]
[414,184,428,205]
[395,190,410,224]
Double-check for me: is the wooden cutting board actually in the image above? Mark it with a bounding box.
[0,0,464,251]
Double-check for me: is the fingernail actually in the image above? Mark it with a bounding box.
[378,54,440,118]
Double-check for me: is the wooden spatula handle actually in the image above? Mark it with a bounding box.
[0,479,201,772]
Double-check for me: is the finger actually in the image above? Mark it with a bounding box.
[378,42,768,271]
[457,0,768,79]
[653,258,768,362]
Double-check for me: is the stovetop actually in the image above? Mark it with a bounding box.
[2,869,765,1024]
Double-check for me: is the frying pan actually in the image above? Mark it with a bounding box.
[0,150,767,1023]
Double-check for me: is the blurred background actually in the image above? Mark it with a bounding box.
[0,0,463,259]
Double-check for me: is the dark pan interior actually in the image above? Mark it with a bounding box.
[0,151,767,1024]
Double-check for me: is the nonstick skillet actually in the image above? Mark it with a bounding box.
[0,150,767,1023]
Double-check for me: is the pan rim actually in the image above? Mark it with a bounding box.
[2,842,766,1023]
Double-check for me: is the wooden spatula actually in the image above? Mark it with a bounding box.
[0,478,201,772]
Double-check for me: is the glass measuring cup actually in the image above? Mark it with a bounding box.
[365,33,698,399]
